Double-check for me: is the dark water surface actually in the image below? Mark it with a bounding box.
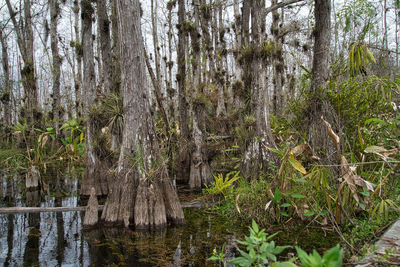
[0,171,339,266]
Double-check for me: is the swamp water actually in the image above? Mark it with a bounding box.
[0,171,339,266]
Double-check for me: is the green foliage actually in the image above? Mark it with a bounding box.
[363,114,400,149]
[13,122,58,167]
[328,76,396,154]
[209,221,342,267]
[370,199,400,224]
[296,245,343,267]
[228,220,293,266]
[60,119,86,158]
[205,171,240,199]
[0,148,25,170]
[337,0,376,37]
[347,41,376,77]
[209,243,227,262]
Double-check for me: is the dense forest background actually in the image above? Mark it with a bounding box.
[0,0,399,236]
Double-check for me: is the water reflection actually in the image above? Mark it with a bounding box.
[0,172,339,266]
[0,173,241,266]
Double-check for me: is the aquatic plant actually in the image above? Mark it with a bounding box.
[209,220,343,267]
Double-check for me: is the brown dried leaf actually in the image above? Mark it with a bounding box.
[340,156,374,204]
[235,194,241,214]
[290,144,311,157]
[321,116,340,153]
[265,200,272,211]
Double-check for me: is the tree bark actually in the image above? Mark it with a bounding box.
[176,0,190,184]
[101,0,184,229]
[215,0,227,118]
[271,1,284,115]
[73,0,83,117]
[0,27,12,125]
[188,1,212,190]
[97,0,112,94]
[5,0,38,127]
[308,0,335,159]
[50,0,62,135]
[110,0,121,95]
[83,187,99,226]
[80,0,110,197]
[242,0,277,178]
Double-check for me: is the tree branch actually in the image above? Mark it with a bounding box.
[264,0,305,16]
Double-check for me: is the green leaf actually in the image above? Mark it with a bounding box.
[273,188,282,203]
[251,219,259,233]
[208,256,220,261]
[320,210,329,215]
[60,122,69,130]
[272,245,291,255]
[291,193,306,199]
[269,262,297,267]
[364,145,387,154]
[288,155,307,174]
[321,244,343,267]
[69,119,78,127]
[263,144,284,158]
[228,257,251,266]
[281,203,291,208]
[304,210,315,216]
[360,191,370,197]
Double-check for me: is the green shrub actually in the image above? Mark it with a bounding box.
[209,220,343,267]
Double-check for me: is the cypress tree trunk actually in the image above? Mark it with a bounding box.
[73,0,83,117]
[188,1,212,190]
[271,0,284,115]
[97,0,112,94]
[50,0,62,135]
[307,0,334,158]
[81,0,110,196]
[242,0,277,178]
[101,0,184,229]
[176,0,190,184]
[5,0,38,127]
[0,28,12,125]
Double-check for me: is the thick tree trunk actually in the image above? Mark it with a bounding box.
[22,0,38,127]
[111,0,121,95]
[50,0,62,135]
[0,28,12,125]
[73,0,83,117]
[176,0,190,184]
[242,0,277,178]
[149,0,170,135]
[101,0,184,229]
[215,0,227,118]
[81,0,110,197]
[271,1,284,115]
[97,0,112,94]
[188,2,212,190]
[307,0,334,158]
[166,3,175,120]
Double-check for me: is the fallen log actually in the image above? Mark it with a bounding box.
[0,201,208,214]
[0,206,103,214]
